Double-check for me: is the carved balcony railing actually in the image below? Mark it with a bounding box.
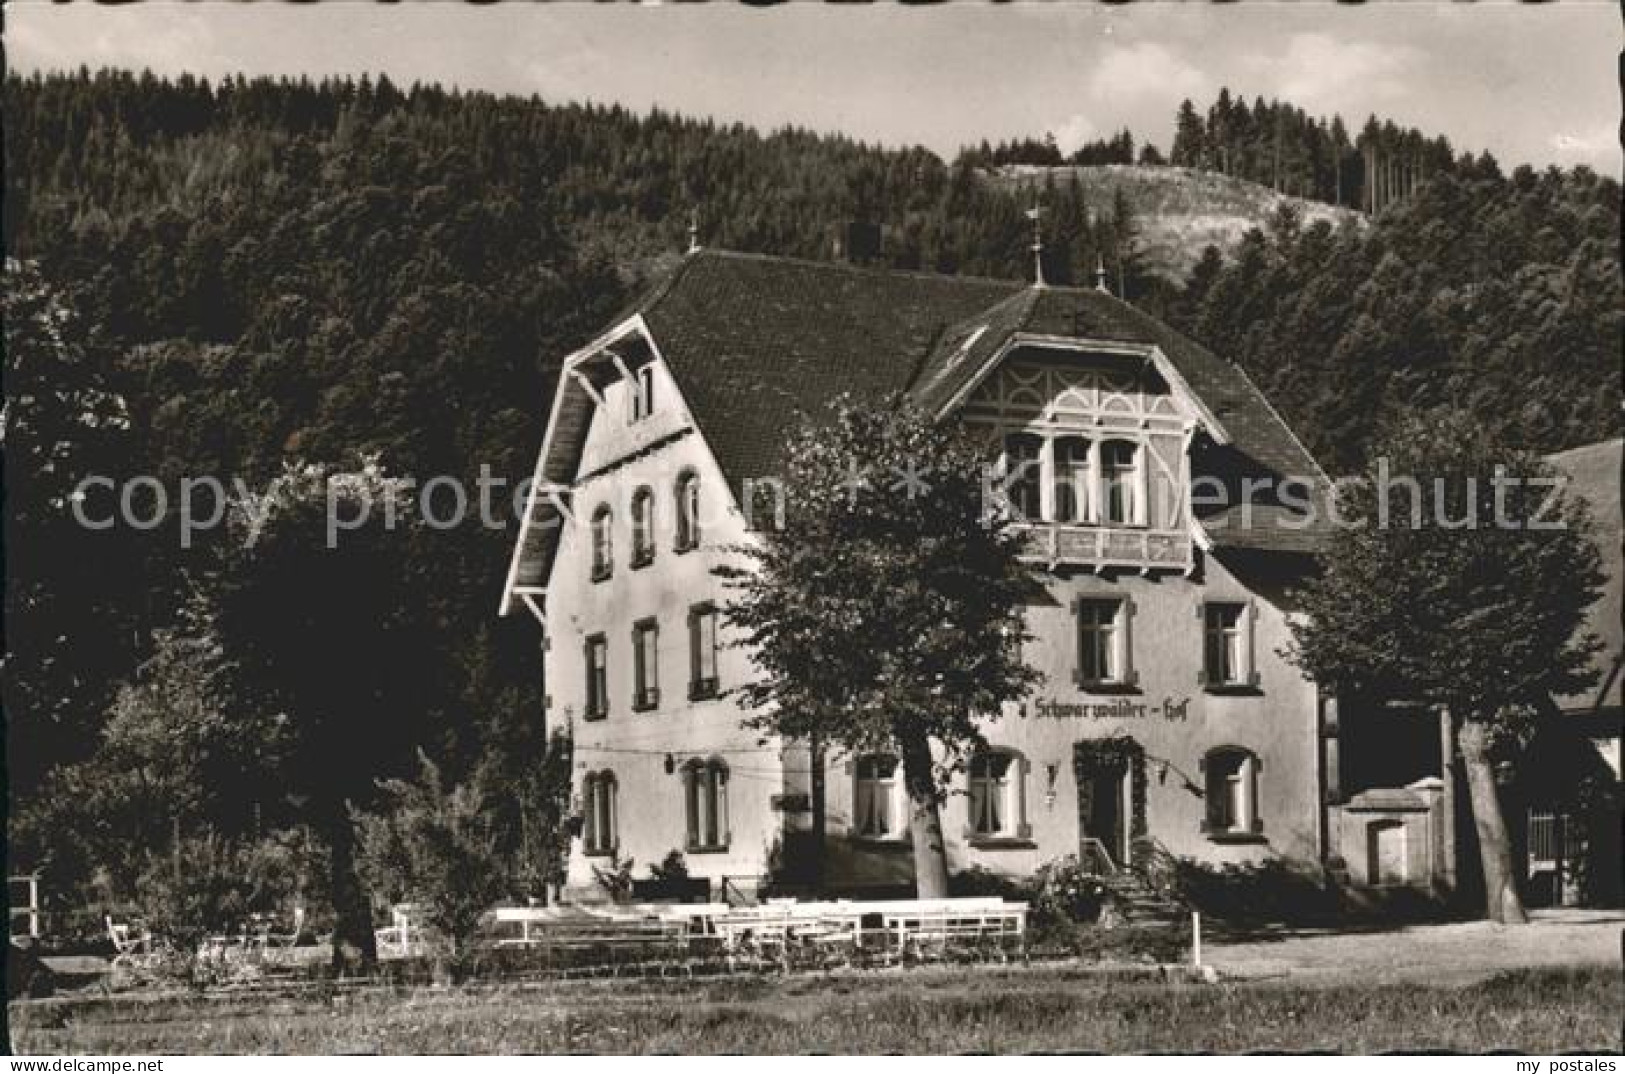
[1015,523,1192,572]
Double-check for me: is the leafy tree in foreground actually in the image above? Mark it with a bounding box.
[214,461,438,972]
[726,397,1040,897]
[2,259,144,808]
[1288,409,1603,924]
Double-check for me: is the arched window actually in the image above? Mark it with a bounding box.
[631,486,655,566]
[1100,439,1142,525]
[854,753,903,840]
[968,749,1026,840]
[1053,436,1092,524]
[591,505,614,580]
[684,758,729,851]
[1002,433,1044,521]
[1203,748,1261,837]
[583,770,618,855]
[674,471,701,552]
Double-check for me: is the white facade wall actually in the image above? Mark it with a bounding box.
[541,342,1324,899]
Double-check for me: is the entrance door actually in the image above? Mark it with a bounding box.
[1081,768,1127,870]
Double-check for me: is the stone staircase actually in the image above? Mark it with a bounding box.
[1099,870,1188,929]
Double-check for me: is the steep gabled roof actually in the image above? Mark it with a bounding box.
[566,249,1329,557]
[636,249,1014,489]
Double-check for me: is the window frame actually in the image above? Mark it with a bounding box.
[584,633,609,720]
[1099,438,1145,527]
[1199,600,1260,692]
[630,486,656,568]
[1052,435,1094,525]
[629,363,656,423]
[632,617,660,712]
[1074,597,1136,690]
[852,753,905,843]
[582,770,618,856]
[683,757,730,852]
[1202,747,1264,842]
[1001,433,1045,523]
[674,470,701,553]
[590,504,614,581]
[688,602,720,701]
[967,748,1031,845]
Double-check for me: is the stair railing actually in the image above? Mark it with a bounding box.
[1079,838,1119,876]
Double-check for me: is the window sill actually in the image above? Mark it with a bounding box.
[630,552,655,571]
[684,844,731,855]
[1203,830,1268,846]
[849,835,911,850]
[582,847,619,859]
[1203,683,1263,697]
[1074,681,1141,696]
[590,568,612,584]
[632,691,660,713]
[582,710,608,722]
[688,679,720,702]
[673,541,698,556]
[967,837,1037,851]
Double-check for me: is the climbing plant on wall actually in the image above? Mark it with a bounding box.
[1072,735,1148,867]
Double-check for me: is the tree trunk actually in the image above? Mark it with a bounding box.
[809,735,827,896]
[1457,719,1529,925]
[326,797,378,974]
[898,730,950,899]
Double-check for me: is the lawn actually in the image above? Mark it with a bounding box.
[10,963,1619,1054]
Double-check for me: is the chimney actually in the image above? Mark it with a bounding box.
[833,220,883,264]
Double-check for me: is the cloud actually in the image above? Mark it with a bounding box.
[1087,42,1207,107]
[1550,125,1619,169]
[9,6,220,76]
[1050,112,1101,155]
[1242,33,1421,111]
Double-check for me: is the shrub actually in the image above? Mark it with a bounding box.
[650,850,689,881]
[590,852,636,903]
[1028,855,1111,926]
[134,831,253,952]
[948,865,1027,901]
[950,857,1111,933]
[1168,856,1341,924]
[353,752,508,974]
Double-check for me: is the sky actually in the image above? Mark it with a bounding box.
[8,2,1621,174]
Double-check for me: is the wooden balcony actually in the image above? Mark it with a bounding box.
[1015,523,1193,572]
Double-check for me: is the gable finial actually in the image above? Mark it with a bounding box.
[1025,196,1046,289]
[686,211,701,254]
[1094,252,1109,294]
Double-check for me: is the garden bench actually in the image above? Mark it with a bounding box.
[881,902,1027,955]
[490,911,687,950]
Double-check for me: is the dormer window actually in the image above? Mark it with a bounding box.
[591,505,614,581]
[1002,433,1043,522]
[629,363,656,423]
[1053,437,1092,524]
[1100,440,1142,525]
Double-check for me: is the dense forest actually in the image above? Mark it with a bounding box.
[3,69,1618,927]
[958,127,1151,169]
[1168,88,1470,211]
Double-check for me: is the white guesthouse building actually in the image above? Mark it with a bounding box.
[501,248,1446,902]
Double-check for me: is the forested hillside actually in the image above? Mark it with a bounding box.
[981,163,1361,282]
[3,69,1618,913]
[1168,164,1620,473]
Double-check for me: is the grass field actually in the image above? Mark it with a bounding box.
[11,963,1618,1054]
